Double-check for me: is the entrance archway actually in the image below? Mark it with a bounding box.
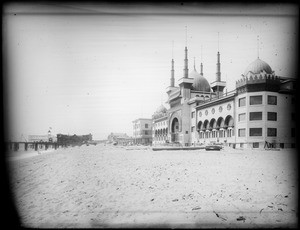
[171,117,179,133]
[171,117,180,142]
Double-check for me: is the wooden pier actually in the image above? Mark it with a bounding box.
[5,141,66,152]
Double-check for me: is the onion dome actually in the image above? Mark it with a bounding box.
[244,58,273,76]
[155,105,167,114]
[152,104,167,119]
[190,69,211,92]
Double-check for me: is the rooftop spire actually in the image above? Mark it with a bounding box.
[200,62,203,76]
[216,51,221,81]
[216,33,221,82]
[183,26,189,78]
[185,26,187,47]
[200,45,203,75]
[193,57,196,70]
[172,40,174,58]
[257,35,259,59]
[170,41,175,87]
[218,32,220,52]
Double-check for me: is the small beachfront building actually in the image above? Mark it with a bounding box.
[132,118,153,145]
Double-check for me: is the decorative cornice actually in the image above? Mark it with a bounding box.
[236,73,279,88]
[195,93,236,110]
[153,115,168,122]
[152,112,168,120]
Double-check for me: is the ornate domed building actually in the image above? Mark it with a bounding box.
[152,105,167,119]
[243,58,274,77]
[150,41,296,149]
[191,69,211,92]
[152,44,229,146]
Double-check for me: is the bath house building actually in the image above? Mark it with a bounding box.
[152,45,296,149]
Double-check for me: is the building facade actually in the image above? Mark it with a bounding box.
[132,118,153,145]
[107,133,133,145]
[152,105,169,145]
[152,44,296,149]
[57,133,92,145]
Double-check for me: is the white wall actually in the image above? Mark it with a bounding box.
[235,91,295,148]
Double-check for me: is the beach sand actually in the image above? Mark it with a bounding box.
[7,144,298,228]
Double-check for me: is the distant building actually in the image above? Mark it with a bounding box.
[107,133,133,145]
[132,118,153,145]
[57,133,92,145]
[107,132,128,142]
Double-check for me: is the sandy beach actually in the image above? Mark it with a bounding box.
[7,144,298,228]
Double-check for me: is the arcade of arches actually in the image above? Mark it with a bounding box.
[197,115,234,139]
[153,117,181,142]
[153,127,168,141]
[153,115,234,143]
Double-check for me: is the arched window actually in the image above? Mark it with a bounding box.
[209,118,216,130]
[203,120,209,131]
[216,117,225,130]
[224,115,234,128]
[197,121,203,132]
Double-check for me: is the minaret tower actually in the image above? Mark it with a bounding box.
[166,40,178,97]
[178,26,193,101]
[257,35,260,59]
[216,50,221,82]
[200,62,203,76]
[183,26,189,78]
[211,32,226,98]
[200,45,203,76]
[170,41,175,87]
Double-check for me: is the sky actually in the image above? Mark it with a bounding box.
[3,2,298,141]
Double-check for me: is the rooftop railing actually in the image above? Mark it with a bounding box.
[194,89,237,107]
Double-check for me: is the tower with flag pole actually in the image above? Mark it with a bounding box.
[211,32,226,98]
